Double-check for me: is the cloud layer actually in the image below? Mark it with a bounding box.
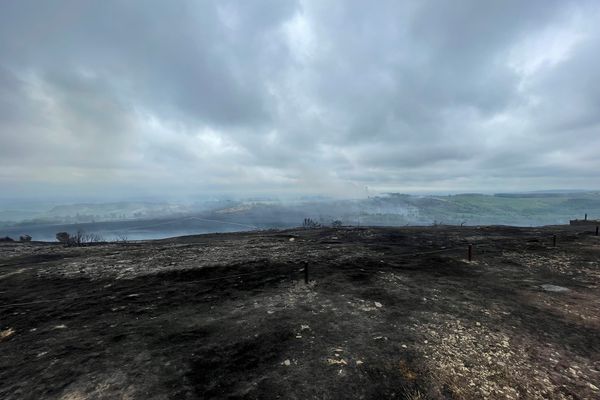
[1,0,599,198]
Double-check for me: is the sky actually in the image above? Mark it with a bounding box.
[1,0,599,200]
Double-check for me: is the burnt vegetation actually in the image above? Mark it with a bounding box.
[1,225,599,399]
[55,230,104,247]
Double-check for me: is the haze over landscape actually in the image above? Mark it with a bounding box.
[1,0,600,202]
[2,1,600,240]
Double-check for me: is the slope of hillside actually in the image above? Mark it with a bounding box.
[1,225,599,399]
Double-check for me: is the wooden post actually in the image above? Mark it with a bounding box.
[304,262,309,284]
[552,235,556,247]
[585,213,588,221]
[468,244,473,261]
[596,226,598,236]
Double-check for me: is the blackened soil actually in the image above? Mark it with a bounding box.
[1,225,599,399]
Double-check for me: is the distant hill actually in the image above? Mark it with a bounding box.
[1,192,600,241]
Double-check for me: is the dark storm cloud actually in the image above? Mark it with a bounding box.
[0,0,599,196]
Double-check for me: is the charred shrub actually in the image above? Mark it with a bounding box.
[56,230,103,246]
[56,231,72,245]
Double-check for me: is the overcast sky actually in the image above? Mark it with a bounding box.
[1,0,599,200]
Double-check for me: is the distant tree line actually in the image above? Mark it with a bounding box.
[0,234,32,242]
[302,218,343,228]
[55,230,104,246]
[0,230,126,245]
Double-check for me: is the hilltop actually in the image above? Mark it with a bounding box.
[1,225,599,399]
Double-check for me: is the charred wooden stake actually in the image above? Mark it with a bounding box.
[553,235,557,247]
[468,244,473,261]
[304,262,309,284]
[596,226,598,236]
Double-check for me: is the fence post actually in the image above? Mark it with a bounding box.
[552,235,556,247]
[304,262,309,284]
[468,244,473,262]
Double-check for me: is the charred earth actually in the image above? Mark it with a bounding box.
[1,226,599,399]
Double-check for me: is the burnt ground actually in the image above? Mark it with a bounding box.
[0,225,599,399]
